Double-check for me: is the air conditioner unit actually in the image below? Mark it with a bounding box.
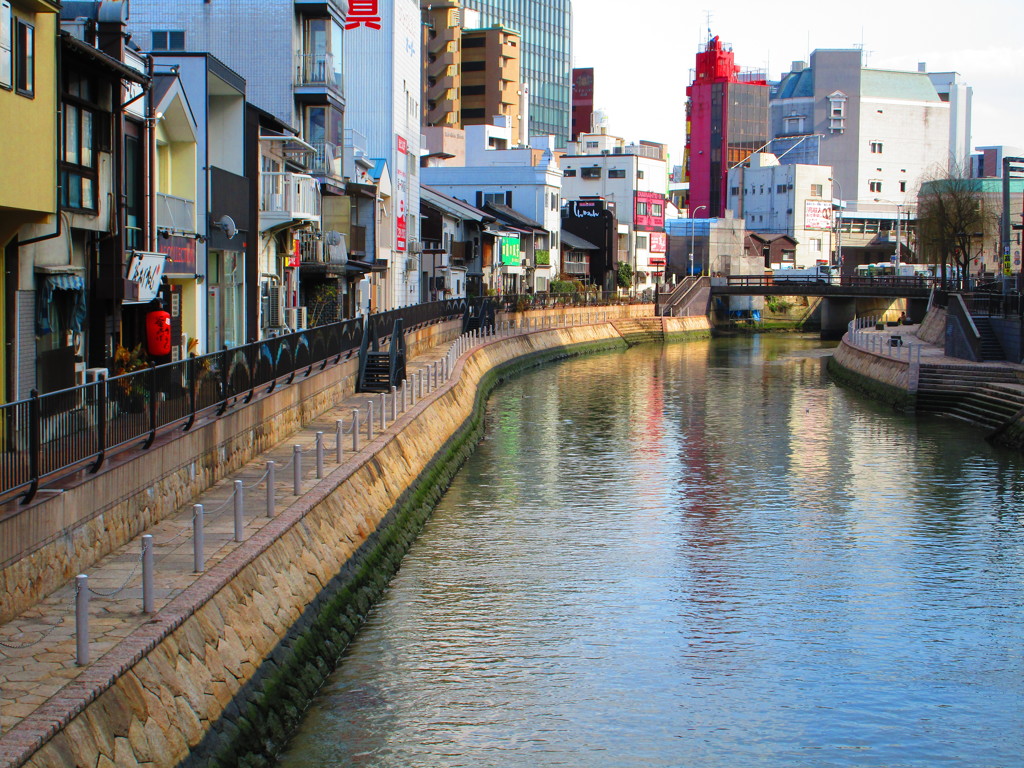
[268,284,286,326]
[283,306,307,330]
[408,239,422,254]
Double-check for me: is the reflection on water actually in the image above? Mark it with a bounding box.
[278,336,1024,767]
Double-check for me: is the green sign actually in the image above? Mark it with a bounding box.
[535,249,551,266]
[500,235,521,266]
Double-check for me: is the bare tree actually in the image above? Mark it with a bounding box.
[916,163,995,288]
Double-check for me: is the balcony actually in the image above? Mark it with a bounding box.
[259,173,320,231]
[308,141,342,180]
[156,192,196,234]
[295,52,342,90]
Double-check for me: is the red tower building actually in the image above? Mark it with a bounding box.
[684,36,769,218]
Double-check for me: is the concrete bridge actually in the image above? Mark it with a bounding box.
[658,276,934,339]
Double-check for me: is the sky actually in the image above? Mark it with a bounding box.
[571,0,1024,167]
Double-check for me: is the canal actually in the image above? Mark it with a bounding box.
[278,336,1024,767]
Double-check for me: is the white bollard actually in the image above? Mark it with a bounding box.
[352,409,361,451]
[142,535,154,614]
[391,385,398,421]
[193,504,205,572]
[336,420,344,464]
[315,432,324,479]
[266,461,276,517]
[293,445,302,495]
[379,392,387,430]
[76,574,89,666]
[367,401,375,442]
[233,480,244,542]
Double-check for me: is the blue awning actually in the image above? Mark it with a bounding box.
[46,273,85,291]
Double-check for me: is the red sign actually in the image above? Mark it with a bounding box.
[649,231,667,253]
[634,190,666,232]
[289,238,301,268]
[396,135,408,155]
[159,235,197,275]
[346,0,381,29]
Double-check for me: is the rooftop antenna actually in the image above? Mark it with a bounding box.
[704,10,712,45]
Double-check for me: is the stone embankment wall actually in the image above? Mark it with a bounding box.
[828,338,914,411]
[16,320,661,768]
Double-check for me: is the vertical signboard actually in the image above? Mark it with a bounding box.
[572,67,594,141]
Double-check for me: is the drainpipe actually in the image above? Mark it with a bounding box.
[146,54,157,252]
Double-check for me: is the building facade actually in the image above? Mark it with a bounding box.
[771,50,957,216]
[460,0,571,145]
[684,35,769,219]
[560,132,668,293]
[726,152,835,269]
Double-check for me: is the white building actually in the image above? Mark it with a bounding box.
[422,125,563,294]
[344,0,423,309]
[559,132,669,293]
[726,152,835,269]
[771,50,962,219]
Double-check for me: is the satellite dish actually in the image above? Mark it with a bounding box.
[215,215,237,240]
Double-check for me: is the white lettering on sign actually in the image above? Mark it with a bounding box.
[127,252,167,302]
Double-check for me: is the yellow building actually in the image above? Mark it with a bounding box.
[0,0,60,401]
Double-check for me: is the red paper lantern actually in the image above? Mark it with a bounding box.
[145,310,172,357]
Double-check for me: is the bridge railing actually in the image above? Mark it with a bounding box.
[725,275,941,289]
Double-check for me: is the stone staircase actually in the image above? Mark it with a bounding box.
[972,316,1006,361]
[611,317,665,346]
[916,364,1024,431]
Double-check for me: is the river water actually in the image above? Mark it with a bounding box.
[278,336,1024,768]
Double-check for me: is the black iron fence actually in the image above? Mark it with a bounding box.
[1,292,639,505]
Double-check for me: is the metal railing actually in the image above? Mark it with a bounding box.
[846,315,923,366]
[0,293,646,505]
[259,172,320,222]
[295,52,341,89]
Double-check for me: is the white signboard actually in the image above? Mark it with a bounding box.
[804,200,833,231]
[126,252,166,303]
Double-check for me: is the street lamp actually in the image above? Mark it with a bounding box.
[690,205,707,277]
[828,177,844,273]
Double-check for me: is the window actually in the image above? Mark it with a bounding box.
[151,30,185,51]
[730,186,740,196]
[549,192,557,211]
[463,84,485,95]
[581,166,601,179]
[636,201,648,215]
[637,170,645,179]
[1,1,11,90]
[563,168,576,177]
[652,203,663,216]
[608,168,625,178]
[462,108,485,118]
[900,180,907,193]
[14,17,32,96]
[462,60,485,71]
[810,183,823,197]
[810,238,822,253]
[777,184,787,194]
[462,36,485,48]
[870,141,883,154]
[869,180,882,193]
[483,191,506,206]
[828,91,847,134]
[636,235,648,249]
[586,141,599,148]
[783,114,806,135]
